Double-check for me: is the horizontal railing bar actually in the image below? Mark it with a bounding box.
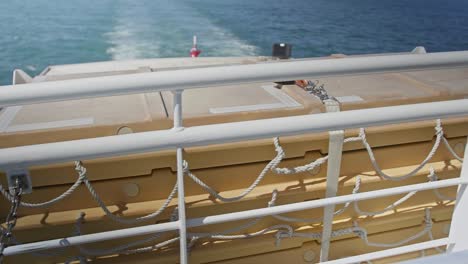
[322,238,449,264]
[0,51,468,107]
[0,99,467,169]
[185,178,463,227]
[3,178,463,256]
[3,221,180,256]
[397,250,468,264]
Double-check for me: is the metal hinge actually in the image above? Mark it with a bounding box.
[6,168,32,195]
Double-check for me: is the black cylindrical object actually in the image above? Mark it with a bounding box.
[272,43,292,59]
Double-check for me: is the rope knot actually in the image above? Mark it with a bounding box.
[268,189,279,207]
[182,160,189,173]
[434,119,443,136]
[187,236,199,253]
[353,228,367,240]
[424,209,433,229]
[273,137,286,158]
[351,221,367,239]
[170,207,179,222]
[74,161,87,176]
[358,128,367,140]
[427,167,438,182]
[274,229,293,247]
[353,176,362,194]
[73,212,86,236]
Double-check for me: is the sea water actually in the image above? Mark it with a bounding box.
[0,0,467,85]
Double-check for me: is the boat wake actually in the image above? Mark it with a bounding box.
[104,0,258,60]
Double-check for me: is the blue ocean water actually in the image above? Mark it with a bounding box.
[0,0,467,85]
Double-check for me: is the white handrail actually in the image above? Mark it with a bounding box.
[0,51,467,107]
[322,238,449,264]
[3,178,463,256]
[1,51,468,263]
[0,99,467,170]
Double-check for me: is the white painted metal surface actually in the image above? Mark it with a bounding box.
[320,101,345,262]
[3,221,180,256]
[3,178,464,256]
[173,90,188,264]
[0,51,467,107]
[323,238,449,264]
[397,250,468,264]
[447,136,468,253]
[0,99,468,170]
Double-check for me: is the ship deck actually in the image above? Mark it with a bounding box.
[1,50,468,263]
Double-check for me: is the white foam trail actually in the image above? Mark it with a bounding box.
[105,23,161,61]
[105,1,258,60]
[196,23,258,57]
[26,65,36,71]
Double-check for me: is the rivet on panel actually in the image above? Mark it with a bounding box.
[117,126,134,135]
[123,183,140,198]
[303,249,316,262]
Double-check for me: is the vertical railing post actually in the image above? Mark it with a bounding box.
[320,100,344,262]
[172,90,188,264]
[447,136,468,253]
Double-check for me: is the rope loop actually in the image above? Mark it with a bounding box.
[275,228,293,247]
[427,167,456,201]
[75,161,178,224]
[0,119,462,258]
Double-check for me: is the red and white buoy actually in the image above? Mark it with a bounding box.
[190,35,201,58]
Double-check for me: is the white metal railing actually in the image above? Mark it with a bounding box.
[2,178,463,256]
[0,99,467,169]
[322,238,449,264]
[1,51,468,263]
[0,51,467,107]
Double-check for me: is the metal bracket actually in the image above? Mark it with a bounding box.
[6,168,32,194]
